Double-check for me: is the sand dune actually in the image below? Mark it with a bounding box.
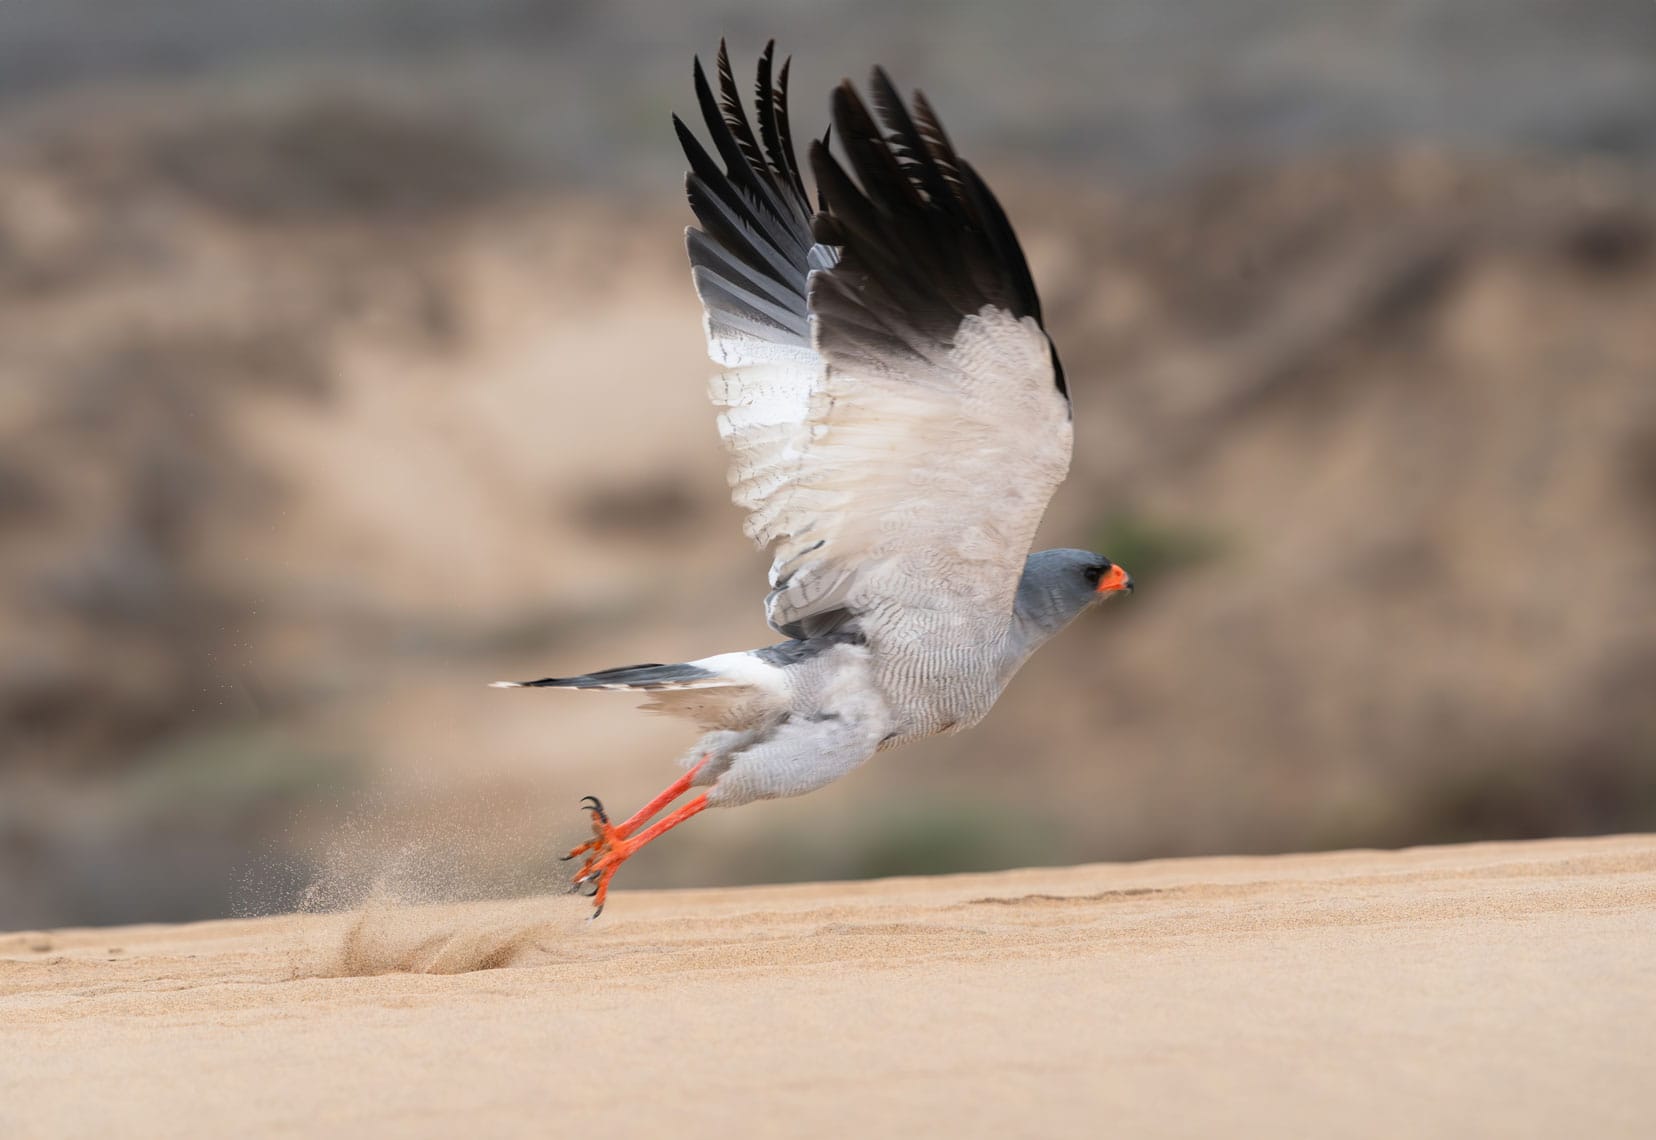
[4,835,1654,1138]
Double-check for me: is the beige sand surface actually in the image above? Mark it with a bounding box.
[3,835,1654,1139]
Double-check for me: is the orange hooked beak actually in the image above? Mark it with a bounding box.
[1096,564,1134,595]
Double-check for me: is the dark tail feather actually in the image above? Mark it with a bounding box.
[490,661,717,692]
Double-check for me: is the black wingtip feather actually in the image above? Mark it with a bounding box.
[679,44,820,344]
[675,45,1058,396]
[808,62,1054,384]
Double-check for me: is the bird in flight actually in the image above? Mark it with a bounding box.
[495,42,1132,917]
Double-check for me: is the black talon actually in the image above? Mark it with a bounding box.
[578,795,608,822]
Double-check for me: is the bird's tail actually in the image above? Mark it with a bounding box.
[490,661,724,693]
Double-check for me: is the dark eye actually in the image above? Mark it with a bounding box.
[1083,564,1105,586]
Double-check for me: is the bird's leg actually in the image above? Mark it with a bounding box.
[562,757,712,918]
[565,795,711,919]
[562,755,708,858]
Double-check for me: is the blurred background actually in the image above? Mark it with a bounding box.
[2,1,1654,930]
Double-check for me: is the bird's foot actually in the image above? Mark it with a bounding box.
[560,762,714,919]
[561,796,643,918]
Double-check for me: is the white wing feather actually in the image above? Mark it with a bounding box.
[681,47,1072,641]
[706,308,1070,634]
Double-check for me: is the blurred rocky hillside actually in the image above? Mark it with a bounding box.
[1,75,1653,927]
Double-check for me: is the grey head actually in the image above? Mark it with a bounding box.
[1010,548,1133,651]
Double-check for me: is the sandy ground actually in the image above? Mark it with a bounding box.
[3,834,1654,1139]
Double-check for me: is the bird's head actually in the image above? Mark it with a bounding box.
[1013,548,1133,641]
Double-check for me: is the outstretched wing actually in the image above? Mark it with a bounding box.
[680,43,1072,641]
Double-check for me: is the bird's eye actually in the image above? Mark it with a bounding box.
[1083,564,1104,585]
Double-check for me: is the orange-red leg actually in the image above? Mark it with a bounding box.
[562,757,713,919]
[614,756,708,836]
[561,756,707,863]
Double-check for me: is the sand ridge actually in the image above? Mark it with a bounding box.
[3,835,1654,1138]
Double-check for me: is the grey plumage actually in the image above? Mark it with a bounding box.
[753,631,865,668]
[497,45,1132,812]
[1010,549,1125,649]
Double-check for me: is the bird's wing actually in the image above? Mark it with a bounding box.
[680,43,1072,639]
